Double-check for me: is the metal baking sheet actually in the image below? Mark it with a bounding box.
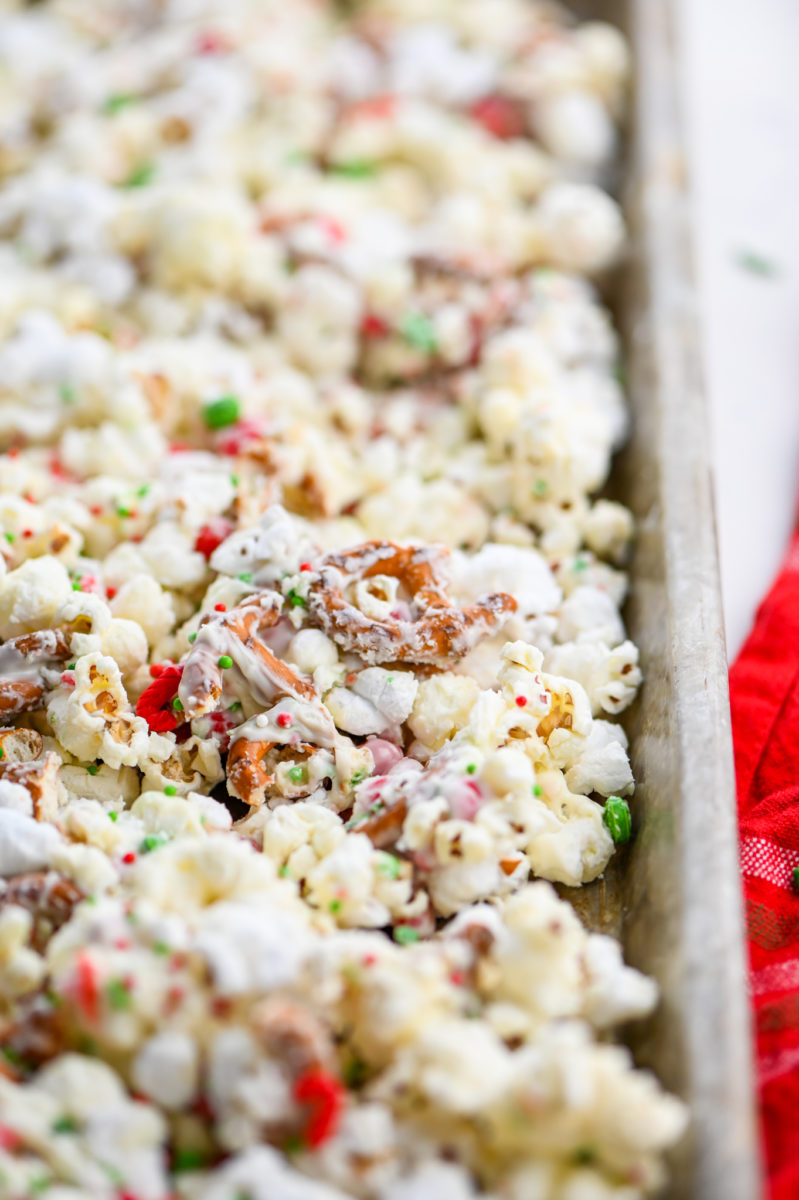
[560,1,762,1196]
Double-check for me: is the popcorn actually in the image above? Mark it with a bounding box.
[0,556,72,638]
[46,651,155,770]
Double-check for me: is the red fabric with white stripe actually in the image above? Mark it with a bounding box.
[730,524,799,1198]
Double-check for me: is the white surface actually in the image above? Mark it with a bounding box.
[678,0,799,661]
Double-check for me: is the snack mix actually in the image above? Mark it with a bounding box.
[0,2,687,1198]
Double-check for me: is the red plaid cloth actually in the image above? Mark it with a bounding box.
[730,526,799,1198]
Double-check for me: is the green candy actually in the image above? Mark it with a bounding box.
[603,796,632,845]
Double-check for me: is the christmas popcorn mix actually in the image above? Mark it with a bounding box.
[0,0,685,1195]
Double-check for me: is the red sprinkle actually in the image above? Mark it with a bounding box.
[106,586,117,600]
[21,529,33,539]
[470,94,527,141]
[164,985,185,1015]
[7,448,20,459]
[194,518,234,560]
[0,1125,23,1151]
[122,852,136,864]
[293,1068,345,1150]
[60,671,75,687]
[195,30,229,54]
[351,94,396,121]
[214,603,227,613]
[276,713,293,729]
[362,953,377,967]
[515,695,528,707]
[75,952,100,1024]
[299,561,312,572]
[136,665,184,733]
[360,312,389,339]
[449,970,467,987]
[320,215,346,244]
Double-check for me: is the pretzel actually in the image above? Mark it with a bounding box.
[0,872,84,952]
[0,629,71,719]
[307,541,517,665]
[1,752,62,822]
[178,593,316,719]
[227,738,323,808]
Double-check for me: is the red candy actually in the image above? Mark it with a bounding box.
[136,665,184,732]
[194,518,234,560]
[293,1068,345,1149]
[276,712,292,728]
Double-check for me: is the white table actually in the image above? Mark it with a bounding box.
[678,0,799,661]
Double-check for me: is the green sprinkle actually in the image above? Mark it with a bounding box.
[71,580,82,591]
[574,556,588,572]
[86,764,99,776]
[44,989,62,1009]
[376,852,401,880]
[350,768,368,788]
[136,484,150,497]
[140,833,169,853]
[533,783,543,796]
[532,479,548,496]
[123,161,155,188]
[1,1045,21,1065]
[603,796,632,845]
[278,864,291,878]
[188,632,197,643]
[287,588,306,609]
[108,810,118,821]
[574,1146,596,1165]
[329,159,376,179]
[105,977,132,1011]
[230,474,239,487]
[3,532,14,543]
[103,93,137,115]
[393,925,420,945]
[172,697,184,711]
[203,394,241,430]
[52,1115,80,1134]
[343,1057,368,1088]
[0,747,4,760]
[283,1134,304,1156]
[30,1177,52,1195]
[59,383,76,405]
[229,700,242,711]
[218,655,233,669]
[237,572,253,583]
[288,765,307,783]
[401,311,438,354]
[153,940,170,955]
[173,1148,207,1173]
[164,784,178,795]
[68,662,76,670]
[116,506,132,518]
[466,763,476,775]
[735,249,779,278]
[329,899,342,914]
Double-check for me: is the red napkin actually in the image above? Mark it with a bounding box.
[730,524,799,1199]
